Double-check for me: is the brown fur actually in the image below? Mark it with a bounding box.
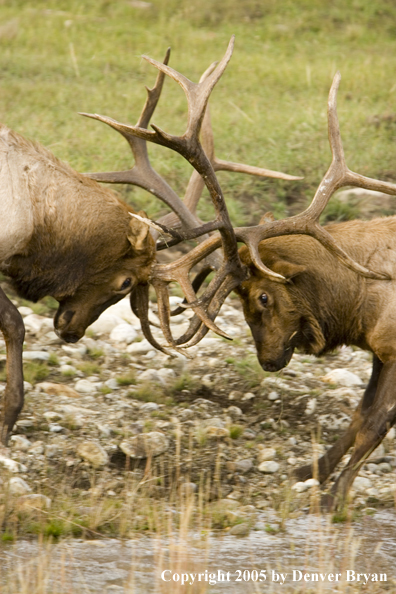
[236,216,396,507]
[0,123,156,443]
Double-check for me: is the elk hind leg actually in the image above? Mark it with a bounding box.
[329,359,396,509]
[0,288,25,445]
[294,354,383,483]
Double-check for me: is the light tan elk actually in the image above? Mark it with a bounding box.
[0,42,297,444]
[86,36,396,508]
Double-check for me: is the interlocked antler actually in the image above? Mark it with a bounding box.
[81,36,302,350]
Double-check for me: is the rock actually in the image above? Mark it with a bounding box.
[9,477,32,495]
[77,442,109,468]
[228,390,243,401]
[74,379,97,394]
[38,382,80,398]
[126,339,154,355]
[60,364,77,375]
[229,523,250,536]
[16,493,51,512]
[322,369,363,387]
[23,314,46,333]
[305,398,317,415]
[62,344,87,356]
[292,481,308,493]
[305,478,319,488]
[0,455,26,473]
[203,417,225,429]
[140,402,159,412]
[258,461,279,473]
[157,368,176,381]
[137,369,161,383]
[120,432,169,459]
[205,426,229,438]
[242,392,255,401]
[18,306,33,317]
[28,442,45,455]
[352,476,372,492]
[105,298,141,326]
[226,406,243,419]
[10,435,31,451]
[22,351,50,361]
[257,447,276,462]
[268,391,279,401]
[235,459,253,473]
[180,482,197,496]
[105,378,120,390]
[43,411,63,423]
[49,423,64,433]
[386,427,396,440]
[110,323,137,344]
[88,314,125,335]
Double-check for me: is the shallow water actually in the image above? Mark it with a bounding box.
[1,510,395,593]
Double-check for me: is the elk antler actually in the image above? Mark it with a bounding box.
[81,37,303,350]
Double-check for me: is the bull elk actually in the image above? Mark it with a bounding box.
[86,37,396,508]
[0,41,298,444]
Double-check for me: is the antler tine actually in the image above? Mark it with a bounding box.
[130,285,172,355]
[234,71,396,282]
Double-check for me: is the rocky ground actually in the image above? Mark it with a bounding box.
[1,289,396,534]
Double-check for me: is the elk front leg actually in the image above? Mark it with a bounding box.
[0,288,25,445]
[329,359,396,509]
[294,354,383,483]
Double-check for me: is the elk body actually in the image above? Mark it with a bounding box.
[0,124,155,444]
[237,218,396,506]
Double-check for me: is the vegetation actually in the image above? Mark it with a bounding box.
[0,0,395,230]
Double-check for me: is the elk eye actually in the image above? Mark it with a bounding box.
[259,293,268,306]
[119,278,132,291]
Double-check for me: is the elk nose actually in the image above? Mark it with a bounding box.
[61,310,76,326]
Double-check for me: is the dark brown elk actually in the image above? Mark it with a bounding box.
[0,41,297,444]
[89,37,396,509]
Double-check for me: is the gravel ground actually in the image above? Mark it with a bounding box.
[1,291,395,526]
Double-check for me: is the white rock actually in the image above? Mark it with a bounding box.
[49,423,64,433]
[23,314,46,333]
[23,381,33,391]
[60,364,77,375]
[104,298,141,327]
[258,461,279,473]
[22,351,50,361]
[0,455,26,473]
[137,369,161,383]
[292,481,308,493]
[18,306,33,317]
[9,477,32,495]
[88,314,125,335]
[77,441,109,468]
[127,339,154,355]
[268,391,279,401]
[120,432,169,459]
[386,427,396,440]
[305,398,317,415]
[109,323,137,344]
[43,411,63,422]
[62,344,87,356]
[257,447,276,461]
[10,435,31,451]
[74,379,97,393]
[305,478,320,488]
[140,402,159,412]
[16,493,51,511]
[157,368,176,381]
[242,392,255,401]
[352,476,372,492]
[322,369,363,387]
[105,378,120,390]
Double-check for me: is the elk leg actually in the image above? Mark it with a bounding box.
[294,354,383,483]
[0,288,25,445]
[329,359,396,509]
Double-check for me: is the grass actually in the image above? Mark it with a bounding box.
[0,0,395,233]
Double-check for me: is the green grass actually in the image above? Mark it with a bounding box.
[0,0,395,237]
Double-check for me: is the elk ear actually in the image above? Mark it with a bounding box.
[270,259,306,280]
[128,211,152,254]
[259,211,275,225]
